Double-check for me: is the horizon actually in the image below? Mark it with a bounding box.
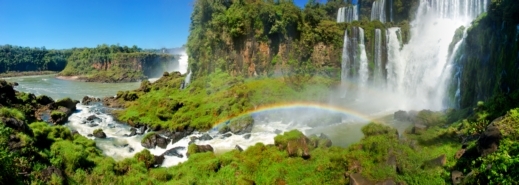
[0,0,308,50]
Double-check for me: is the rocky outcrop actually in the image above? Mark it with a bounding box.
[235,145,244,152]
[154,155,165,167]
[451,171,463,185]
[93,129,107,138]
[0,80,17,105]
[186,144,214,157]
[141,133,171,149]
[157,127,194,145]
[1,117,31,135]
[274,130,311,159]
[38,166,65,184]
[82,96,101,105]
[309,133,333,148]
[218,115,254,135]
[477,118,503,156]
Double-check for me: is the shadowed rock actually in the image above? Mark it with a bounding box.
[162,146,185,158]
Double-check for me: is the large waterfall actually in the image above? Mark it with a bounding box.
[340,27,368,98]
[339,0,487,111]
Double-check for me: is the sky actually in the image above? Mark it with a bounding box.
[0,0,308,50]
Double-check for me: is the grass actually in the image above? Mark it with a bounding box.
[0,107,25,120]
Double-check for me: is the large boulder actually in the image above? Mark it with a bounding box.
[186,144,214,157]
[0,80,17,105]
[309,133,333,148]
[141,133,170,149]
[477,117,503,156]
[1,117,31,134]
[82,96,101,105]
[37,166,65,184]
[274,130,311,159]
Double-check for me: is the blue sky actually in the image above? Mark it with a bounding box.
[0,0,307,49]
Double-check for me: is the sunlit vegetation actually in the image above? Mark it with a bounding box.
[0,45,69,74]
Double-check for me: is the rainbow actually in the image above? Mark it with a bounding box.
[212,101,374,128]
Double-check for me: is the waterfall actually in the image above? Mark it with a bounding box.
[338,0,487,111]
[371,0,386,23]
[386,27,404,93]
[341,30,349,98]
[374,29,383,83]
[389,0,393,22]
[358,28,368,88]
[337,6,359,23]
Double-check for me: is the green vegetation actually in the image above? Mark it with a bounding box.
[0,45,69,74]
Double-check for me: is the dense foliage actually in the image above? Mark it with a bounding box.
[0,45,69,73]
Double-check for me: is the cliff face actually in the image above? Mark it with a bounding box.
[60,46,178,82]
[454,0,519,109]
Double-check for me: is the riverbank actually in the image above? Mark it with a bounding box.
[55,75,81,81]
[0,71,58,78]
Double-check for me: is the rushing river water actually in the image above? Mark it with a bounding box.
[2,74,378,167]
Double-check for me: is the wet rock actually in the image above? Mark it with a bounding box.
[141,133,170,149]
[36,95,54,106]
[221,133,232,139]
[107,123,115,128]
[0,80,17,105]
[88,123,99,127]
[124,128,137,137]
[274,129,283,134]
[187,144,214,157]
[235,145,244,152]
[199,133,213,141]
[243,133,251,139]
[128,147,134,153]
[153,155,165,167]
[93,129,107,138]
[162,146,185,158]
[71,130,79,135]
[12,82,18,86]
[451,171,463,185]
[82,96,101,105]
[218,115,254,135]
[477,118,503,156]
[86,115,101,122]
[87,134,93,137]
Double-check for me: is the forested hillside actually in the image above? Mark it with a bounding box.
[187,0,416,78]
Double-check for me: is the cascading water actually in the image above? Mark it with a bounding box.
[386,27,405,93]
[336,5,359,23]
[371,0,386,23]
[373,29,383,83]
[340,30,349,98]
[340,0,487,111]
[358,28,368,89]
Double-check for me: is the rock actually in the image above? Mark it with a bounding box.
[86,115,101,121]
[1,117,31,134]
[39,166,65,183]
[186,144,214,157]
[387,154,397,171]
[199,133,213,141]
[349,173,374,185]
[376,179,397,185]
[411,123,427,134]
[141,133,170,149]
[243,133,251,139]
[274,130,310,159]
[310,133,333,148]
[235,145,243,152]
[219,115,254,135]
[54,98,79,112]
[477,118,503,156]
[455,149,466,159]
[124,128,137,137]
[88,123,99,127]
[451,171,463,185]
[128,147,134,153]
[425,154,446,168]
[36,95,54,105]
[221,133,232,139]
[13,82,18,86]
[274,129,283,135]
[93,129,107,138]
[0,80,17,105]
[82,96,101,105]
[153,155,165,167]
[162,146,185,158]
[87,134,93,137]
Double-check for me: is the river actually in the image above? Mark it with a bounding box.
[2,74,379,167]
